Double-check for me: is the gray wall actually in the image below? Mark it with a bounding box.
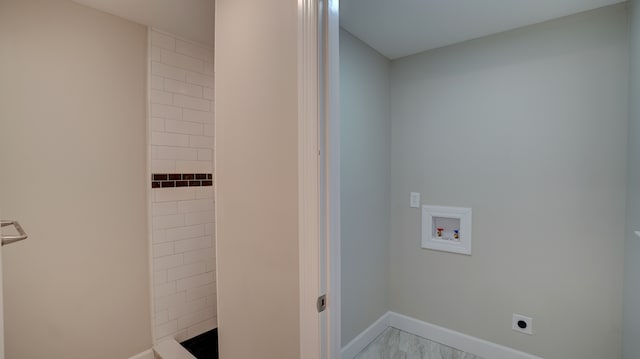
[389,5,628,359]
[624,1,640,358]
[340,29,391,345]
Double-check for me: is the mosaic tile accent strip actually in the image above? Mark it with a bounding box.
[152,173,213,188]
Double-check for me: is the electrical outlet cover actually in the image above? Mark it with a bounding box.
[512,314,533,335]
[410,192,421,208]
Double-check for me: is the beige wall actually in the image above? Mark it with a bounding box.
[214,0,300,358]
[340,29,391,345]
[389,4,627,359]
[0,1,151,358]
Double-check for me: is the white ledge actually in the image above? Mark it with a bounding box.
[154,339,196,359]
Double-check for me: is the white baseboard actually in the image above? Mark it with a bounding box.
[341,312,391,359]
[127,349,154,359]
[341,311,543,359]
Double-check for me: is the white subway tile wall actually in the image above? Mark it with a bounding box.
[149,29,216,343]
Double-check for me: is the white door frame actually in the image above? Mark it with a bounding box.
[297,0,341,358]
[298,0,322,358]
[324,0,341,358]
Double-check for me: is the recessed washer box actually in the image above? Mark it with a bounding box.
[421,205,472,255]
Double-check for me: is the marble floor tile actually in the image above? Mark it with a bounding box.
[354,327,483,359]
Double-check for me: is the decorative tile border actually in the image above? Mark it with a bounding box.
[152,173,213,188]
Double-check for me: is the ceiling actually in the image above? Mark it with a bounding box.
[72,0,214,46]
[340,0,626,59]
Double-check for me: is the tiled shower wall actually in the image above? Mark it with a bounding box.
[148,28,217,343]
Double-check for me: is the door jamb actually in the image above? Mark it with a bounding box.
[298,0,321,358]
[298,0,340,357]
[324,0,341,358]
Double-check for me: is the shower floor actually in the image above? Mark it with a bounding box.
[354,327,483,359]
[180,329,218,359]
